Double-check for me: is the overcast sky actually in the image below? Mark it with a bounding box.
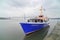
[0,0,60,18]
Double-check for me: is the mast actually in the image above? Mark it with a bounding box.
[40,6,44,15]
[39,0,45,16]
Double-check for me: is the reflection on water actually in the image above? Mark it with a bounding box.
[24,26,50,40]
[44,21,60,40]
[0,20,25,40]
[0,19,60,40]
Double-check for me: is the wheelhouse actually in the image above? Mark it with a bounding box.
[28,19,47,22]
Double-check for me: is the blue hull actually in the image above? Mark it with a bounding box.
[20,22,48,34]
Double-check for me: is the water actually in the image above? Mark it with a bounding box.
[0,19,25,40]
[0,18,59,40]
[44,20,60,40]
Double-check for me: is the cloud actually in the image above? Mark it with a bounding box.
[0,0,60,18]
[7,0,40,7]
[1,0,41,17]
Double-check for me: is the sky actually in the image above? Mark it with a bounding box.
[0,0,60,18]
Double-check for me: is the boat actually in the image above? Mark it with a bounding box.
[20,6,49,35]
[24,26,50,40]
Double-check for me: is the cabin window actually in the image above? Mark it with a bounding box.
[38,19,40,22]
[28,20,29,22]
[28,19,44,22]
[35,20,37,22]
[41,20,43,22]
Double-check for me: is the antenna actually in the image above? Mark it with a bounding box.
[24,13,26,20]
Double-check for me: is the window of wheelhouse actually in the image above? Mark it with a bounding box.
[28,19,44,22]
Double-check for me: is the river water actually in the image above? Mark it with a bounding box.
[0,18,59,40]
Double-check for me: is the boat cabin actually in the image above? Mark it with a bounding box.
[27,6,48,23]
[28,19,47,22]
